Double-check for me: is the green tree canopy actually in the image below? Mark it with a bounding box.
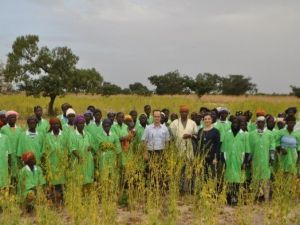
[220,75,257,95]
[101,82,122,96]
[189,73,221,97]
[129,82,151,96]
[148,70,192,95]
[4,35,103,115]
[290,85,300,98]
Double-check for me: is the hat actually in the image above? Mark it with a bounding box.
[66,108,76,116]
[256,116,266,122]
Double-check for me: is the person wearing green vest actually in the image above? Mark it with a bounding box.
[135,114,147,142]
[17,116,44,165]
[276,115,300,175]
[129,110,138,126]
[222,117,247,206]
[84,110,95,134]
[88,109,103,147]
[57,103,72,126]
[214,107,231,143]
[94,119,122,182]
[0,133,10,189]
[69,115,94,189]
[249,116,276,202]
[63,108,76,137]
[18,151,45,213]
[43,117,68,206]
[144,105,153,124]
[34,106,49,135]
[111,112,129,167]
[0,110,23,184]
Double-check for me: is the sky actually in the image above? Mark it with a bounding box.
[1,0,300,93]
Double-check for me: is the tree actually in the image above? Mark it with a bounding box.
[4,35,79,115]
[129,82,151,96]
[100,82,122,96]
[0,61,12,93]
[290,85,300,98]
[148,70,192,95]
[69,68,103,95]
[189,73,221,97]
[220,75,257,95]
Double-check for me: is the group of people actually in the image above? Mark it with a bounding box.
[0,103,299,210]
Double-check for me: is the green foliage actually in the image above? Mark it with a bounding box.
[148,70,193,95]
[190,73,221,97]
[290,85,300,98]
[3,35,101,114]
[100,82,122,96]
[129,82,152,96]
[69,68,103,94]
[221,75,257,95]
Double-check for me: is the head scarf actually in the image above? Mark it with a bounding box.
[74,115,85,125]
[49,117,62,131]
[0,110,6,116]
[124,114,133,122]
[256,116,266,122]
[66,108,76,116]
[21,151,35,164]
[5,110,19,118]
[84,110,93,116]
[256,108,266,117]
[285,107,297,114]
[179,105,189,112]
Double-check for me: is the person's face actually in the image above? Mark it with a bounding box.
[180,110,189,120]
[0,115,6,124]
[195,114,202,125]
[107,113,115,122]
[203,115,212,127]
[144,106,151,115]
[231,119,240,130]
[67,114,75,124]
[257,121,265,130]
[267,118,275,129]
[287,110,295,117]
[62,106,69,114]
[240,121,247,131]
[286,120,296,131]
[34,107,43,118]
[7,115,17,126]
[211,112,217,123]
[88,107,95,113]
[94,112,102,122]
[76,121,85,132]
[130,111,137,122]
[51,122,61,132]
[139,115,147,126]
[116,113,124,124]
[84,113,92,123]
[220,111,228,120]
[102,122,111,133]
[190,112,197,121]
[27,157,36,168]
[171,113,178,121]
[163,110,170,118]
[277,121,285,130]
[160,114,165,124]
[27,119,37,130]
[153,111,161,124]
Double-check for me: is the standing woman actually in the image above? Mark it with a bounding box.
[0,111,23,185]
[43,118,68,205]
[0,132,10,190]
[195,113,221,179]
[17,116,44,165]
[69,116,94,190]
[63,108,76,137]
[276,115,300,175]
[34,106,49,135]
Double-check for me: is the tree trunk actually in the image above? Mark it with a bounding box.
[48,95,56,116]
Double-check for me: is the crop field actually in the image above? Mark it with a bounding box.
[0,94,300,225]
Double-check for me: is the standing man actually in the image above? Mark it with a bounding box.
[170,105,198,160]
[142,109,170,160]
[144,105,153,125]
